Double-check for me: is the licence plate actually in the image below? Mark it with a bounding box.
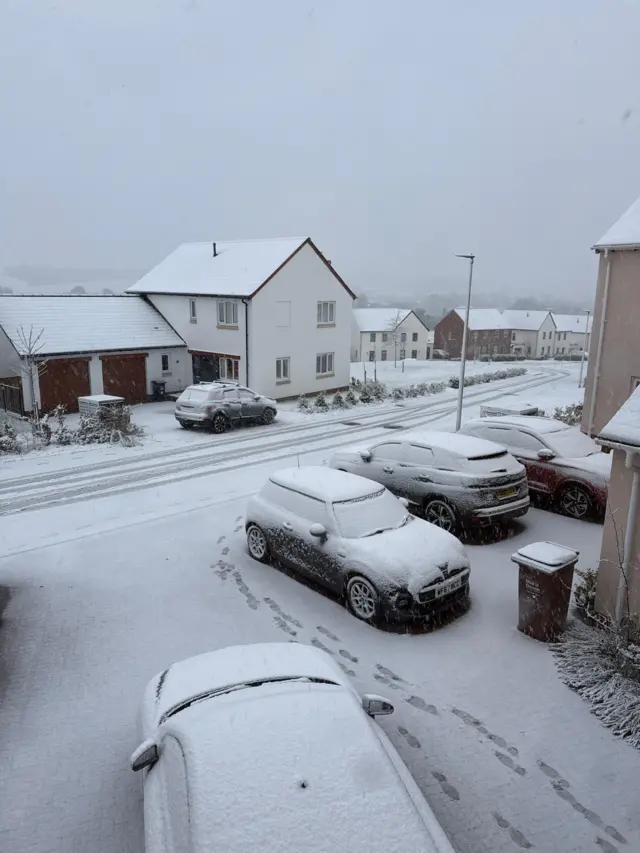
[435,576,463,598]
[497,488,517,500]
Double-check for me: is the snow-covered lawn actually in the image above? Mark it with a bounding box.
[1,406,638,853]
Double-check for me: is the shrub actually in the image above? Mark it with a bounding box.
[359,389,372,404]
[574,568,598,617]
[391,387,405,400]
[553,402,583,426]
[331,392,346,409]
[51,404,73,446]
[344,388,358,406]
[297,395,311,412]
[404,384,419,398]
[350,377,363,390]
[368,380,387,401]
[75,404,144,447]
[314,391,329,411]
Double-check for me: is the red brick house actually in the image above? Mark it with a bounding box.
[434,308,512,358]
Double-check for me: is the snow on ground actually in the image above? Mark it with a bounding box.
[1,383,639,853]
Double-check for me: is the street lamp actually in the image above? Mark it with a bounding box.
[578,309,590,388]
[455,253,475,431]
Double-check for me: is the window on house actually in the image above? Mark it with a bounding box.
[381,350,387,361]
[368,351,375,361]
[189,299,197,323]
[316,352,334,375]
[317,301,335,324]
[217,301,238,326]
[400,349,406,359]
[381,333,388,342]
[561,347,565,354]
[161,354,170,373]
[512,332,516,340]
[411,349,418,359]
[369,333,376,342]
[219,357,239,380]
[547,345,551,355]
[276,357,290,381]
[542,331,546,340]
[412,332,418,341]
[400,332,407,342]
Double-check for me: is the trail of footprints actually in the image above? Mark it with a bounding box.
[213,536,629,852]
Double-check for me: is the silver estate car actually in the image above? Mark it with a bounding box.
[328,430,529,535]
[174,381,277,433]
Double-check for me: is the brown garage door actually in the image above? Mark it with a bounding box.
[101,354,148,404]
[39,358,91,413]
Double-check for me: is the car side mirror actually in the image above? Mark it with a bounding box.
[309,523,327,540]
[398,497,409,508]
[360,450,372,462]
[362,694,394,717]
[131,740,159,772]
[254,395,260,401]
[537,448,555,460]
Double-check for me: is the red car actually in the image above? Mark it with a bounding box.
[459,416,611,520]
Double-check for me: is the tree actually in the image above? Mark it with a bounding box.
[13,326,48,427]
[385,310,405,367]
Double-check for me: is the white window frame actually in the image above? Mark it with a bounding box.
[317,301,335,325]
[411,349,418,359]
[276,357,290,382]
[399,349,406,360]
[368,351,375,361]
[369,333,376,343]
[161,353,171,374]
[400,332,407,342]
[189,299,197,323]
[381,350,387,361]
[219,357,239,380]
[316,352,334,376]
[412,332,418,342]
[217,301,238,326]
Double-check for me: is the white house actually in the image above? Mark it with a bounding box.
[128,237,355,400]
[0,295,190,412]
[351,308,431,363]
[550,313,593,356]
[501,310,556,358]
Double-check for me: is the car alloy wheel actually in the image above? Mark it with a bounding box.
[424,499,458,533]
[261,408,275,425]
[246,524,270,563]
[559,484,591,519]
[346,576,381,623]
[211,414,229,434]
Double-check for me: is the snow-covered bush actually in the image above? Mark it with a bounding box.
[75,404,144,447]
[51,404,74,445]
[331,392,346,409]
[0,420,20,454]
[449,367,526,389]
[404,384,419,398]
[574,568,598,617]
[368,380,387,401]
[313,391,329,411]
[350,377,362,390]
[297,395,311,412]
[391,387,405,400]
[344,388,358,406]
[359,389,372,404]
[553,402,583,426]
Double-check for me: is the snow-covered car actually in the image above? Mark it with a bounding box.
[130,643,456,853]
[245,466,470,624]
[328,431,529,535]
[174,381,277,433]
[459,416,611,519]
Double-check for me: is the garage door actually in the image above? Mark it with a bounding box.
[101,354,148,404]
[39,358,91,413]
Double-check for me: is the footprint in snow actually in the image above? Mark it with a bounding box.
[406,695,439,716]
[397,726,421,749]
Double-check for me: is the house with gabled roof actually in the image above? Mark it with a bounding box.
[502,310,556,358]
[351,308,432,363]
[128,237,355,400]
[434,308,511,359]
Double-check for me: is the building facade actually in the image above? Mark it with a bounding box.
[351,309,431,362]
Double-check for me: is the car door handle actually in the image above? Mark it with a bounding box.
[383,466,394,474]
[282,522,292,531]
[414,475,432,483]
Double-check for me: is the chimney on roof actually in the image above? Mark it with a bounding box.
[213,242,218,257]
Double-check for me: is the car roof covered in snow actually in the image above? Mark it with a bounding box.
[352,308,413,332]
[152,643,348,723]
[162,660,448,853]
[0,294,185,356]
[269,466,383,503]
[598,384,640,448]
[594,194,640,249]
[465,415,570,433]
[399,430,508,457]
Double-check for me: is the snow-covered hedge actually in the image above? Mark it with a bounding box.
[448,366,526,389]
[552,402,583,426]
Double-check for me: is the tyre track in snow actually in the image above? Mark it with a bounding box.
[0,369,567,515]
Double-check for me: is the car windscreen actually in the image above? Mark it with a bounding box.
[333,489,409,538]
[545,428,599,459]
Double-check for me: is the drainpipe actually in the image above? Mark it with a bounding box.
[242,299,250,386]
[588,249,611,436]
[615,449,640,623]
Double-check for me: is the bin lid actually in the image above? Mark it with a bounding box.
[511,541,579,573]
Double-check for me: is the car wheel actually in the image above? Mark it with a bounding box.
[558,483,592,520]
[179,421,194,430]
[246,524,270,563]
[346,575,382,624]
[211,413,229,434]
[424,499,459,534]
[261,408,275,425]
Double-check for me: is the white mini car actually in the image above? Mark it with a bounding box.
[245,466,470,624]
[131,643,456,853]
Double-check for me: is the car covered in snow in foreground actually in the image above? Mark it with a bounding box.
[328,431,529,535]
[131,643,456,853]
[459,416,611,520]
[174,381,277,433]
[245,466,470,624]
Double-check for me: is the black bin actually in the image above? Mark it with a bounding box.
[151,380,167,401]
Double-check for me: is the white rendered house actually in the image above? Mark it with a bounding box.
[351,308,431,363]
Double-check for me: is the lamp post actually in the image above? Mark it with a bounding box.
[455,253,475,431]
[578,309,590,388]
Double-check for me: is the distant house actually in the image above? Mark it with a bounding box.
[550,313,592,357]
[351,308,432,363]
[501,310,556,358]
[434,308,511,358]
[129,237,355,400]
[0,295,189,413]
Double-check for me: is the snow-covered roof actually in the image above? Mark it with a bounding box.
[594,194,640,249]
[466,415,572,433]
[129,237,354,298]
[0,295,185,356]
[400,429,508,458]
[598,384,640,448]
[501,309,551,331]
[453,308,508,331]
[270,466,382,503]
[352,308,412,332]
[551,313,593,334]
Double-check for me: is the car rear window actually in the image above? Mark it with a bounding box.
[182,388,212,401]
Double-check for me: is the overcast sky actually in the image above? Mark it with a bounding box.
[2,0,640,299]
